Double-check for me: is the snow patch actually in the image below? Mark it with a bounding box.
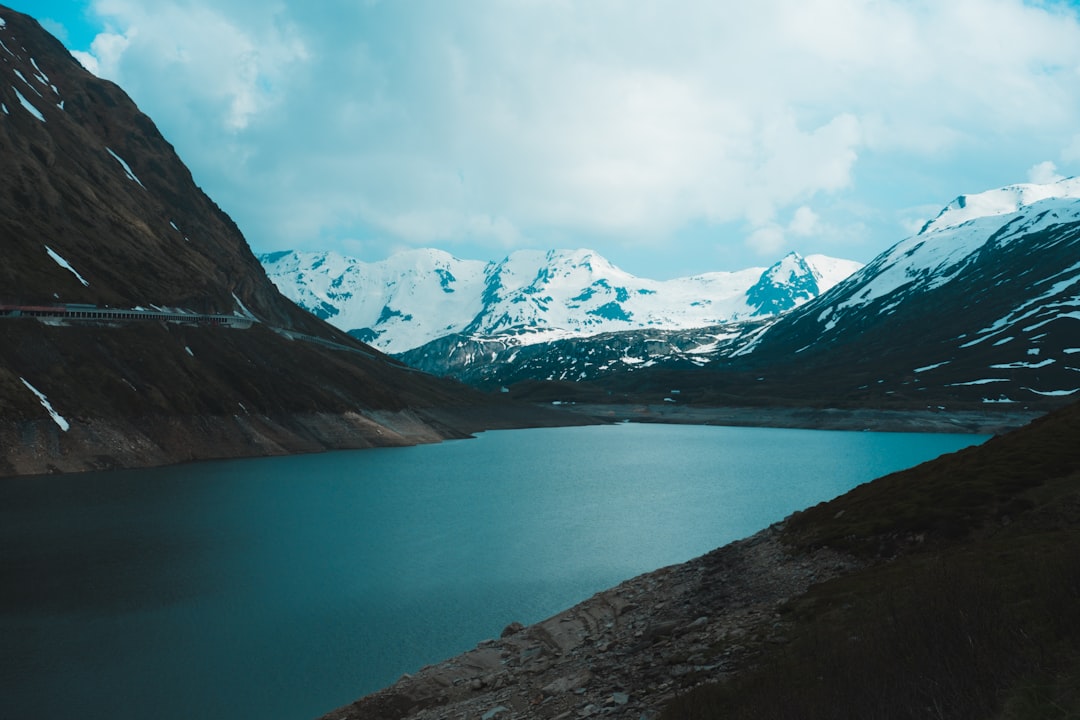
[1023,388,1079,397]
[45,245,89,286]
[12,86,44,121]
[990,359,1056,369]
[185,346,195,357]
[945,378,1009,386]
[914,361,950,373]
[106,148,146,188]
[20,378,70,431]
[232,292,257,319]
[29,57,50,85]
[13,69,42,96]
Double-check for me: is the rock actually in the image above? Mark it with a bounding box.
[481,706,509,720]
[543,669,594,696]
[612,692,630,705]
[501,621,525,637]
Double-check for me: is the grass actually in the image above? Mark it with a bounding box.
[663,401,1080,720]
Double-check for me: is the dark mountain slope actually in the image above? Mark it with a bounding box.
[720,210,1080,408]
[0,6,578,477]
[0,5,314,329]
[483,192,1080,413]
[665,402,1080,719]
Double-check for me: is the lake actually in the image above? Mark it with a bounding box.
[0,423,986,720]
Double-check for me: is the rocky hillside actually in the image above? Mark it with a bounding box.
[323,399,1080,720]
[261,248,860,354]
[0,6,579,477]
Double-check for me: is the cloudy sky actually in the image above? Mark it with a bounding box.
[19,0,1080,278]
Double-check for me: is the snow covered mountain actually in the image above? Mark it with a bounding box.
[401,177,1080,410]
[260,248,861,353]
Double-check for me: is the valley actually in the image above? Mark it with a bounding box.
[4,4,1080,720]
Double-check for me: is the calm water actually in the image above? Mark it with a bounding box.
[0,423,985,720]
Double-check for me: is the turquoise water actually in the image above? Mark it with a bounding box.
[0,423,985,720]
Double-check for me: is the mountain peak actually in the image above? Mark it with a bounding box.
[918,176,1080,236]
[745,252,819,317]
[263,248,862,353]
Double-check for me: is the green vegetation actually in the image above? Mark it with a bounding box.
[664,402,1080,720]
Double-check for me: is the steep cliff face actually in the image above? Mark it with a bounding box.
[0,6,568,477]
[0,5,317,330]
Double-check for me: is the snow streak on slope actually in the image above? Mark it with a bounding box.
[262,248,860,354]
[20,378,69,431]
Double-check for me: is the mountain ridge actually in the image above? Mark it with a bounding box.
[260,247,862,354]
[396,176,1080,411]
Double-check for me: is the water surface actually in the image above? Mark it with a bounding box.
[0,423,986,720]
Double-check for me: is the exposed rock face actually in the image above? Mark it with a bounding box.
[0,6,579,476]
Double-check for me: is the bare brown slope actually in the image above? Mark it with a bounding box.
[0,6,583,476]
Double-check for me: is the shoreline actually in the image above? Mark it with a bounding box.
[559,403,1043,435]
[320,523,860,720]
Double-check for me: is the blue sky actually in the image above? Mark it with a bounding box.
[11,0,1080,278]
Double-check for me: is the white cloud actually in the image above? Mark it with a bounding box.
[86,0,308,131]
[744,204,829,257]
[71,50,99,75]
[788,206,821,237]
[80,30,129,77]
[747,224,787,256]
[1027,160,1065,185]
[74,0,1080,275]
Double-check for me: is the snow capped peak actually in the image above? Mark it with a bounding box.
[764,251,813,282]
[745,252,820,317]
[262,247,862,353]
[919,176,1080,235]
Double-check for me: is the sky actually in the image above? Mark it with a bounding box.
[14,0,1080,278]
